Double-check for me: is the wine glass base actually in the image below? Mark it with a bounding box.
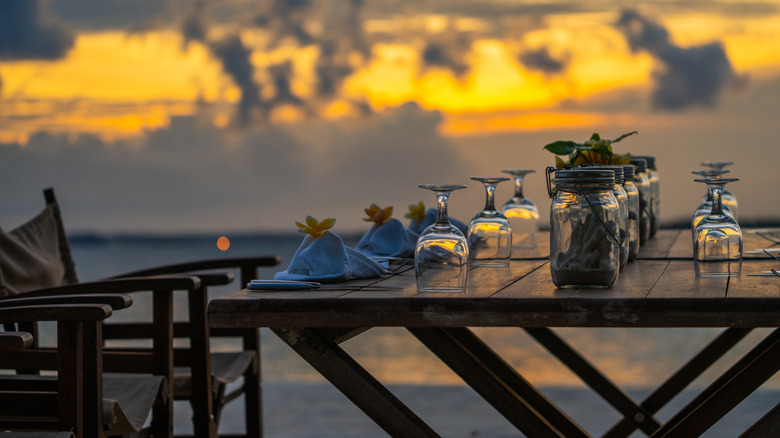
[470,259,510,267]
[694,260,742,277]
[416,286,467,293]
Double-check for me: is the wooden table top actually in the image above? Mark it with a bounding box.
[208,229,780,329]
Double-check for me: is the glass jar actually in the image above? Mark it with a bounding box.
[635,155,660,238]
[549,168,620,288]
[598,165,629,269]
[622,165,640,262]
[630,158,652,245]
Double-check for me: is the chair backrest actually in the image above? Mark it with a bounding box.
[0,188,79,297]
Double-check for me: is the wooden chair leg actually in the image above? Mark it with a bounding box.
[240,267,262,438]
[58,321,85,438]
[189,286,216,438]
[243,329,262,438]
[153,290,174,438]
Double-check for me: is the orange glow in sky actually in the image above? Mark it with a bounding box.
[2,10,780,143]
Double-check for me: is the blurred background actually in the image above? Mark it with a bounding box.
[2,0,779,235]
[4,2,780,435]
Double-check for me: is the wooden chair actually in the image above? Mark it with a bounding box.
[0,188,280,438]
[0,296,153,438]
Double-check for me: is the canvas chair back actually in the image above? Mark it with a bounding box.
[0,189,78,297]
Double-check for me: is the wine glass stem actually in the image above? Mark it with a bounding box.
[483,183,498,211]
[710,185,724,215]
[514,176,525,198]
[435,192,451,225]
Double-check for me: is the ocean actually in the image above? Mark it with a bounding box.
[67,232,780,437]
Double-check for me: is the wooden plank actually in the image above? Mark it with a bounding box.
[272,327,439,437]
[637,229,681,259]
[648,260,727,298]
[511,231,550,260]
[492,260,565,299]
[667,230,693,259]
[743,231,780,256]
[567,260,668,299]
[727,260,780,298]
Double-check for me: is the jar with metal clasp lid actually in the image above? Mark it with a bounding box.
[630,158,652,245]
[634,155,660,238]
[594,165,629,269]
[546,167,621,288]
[622,164,640,262]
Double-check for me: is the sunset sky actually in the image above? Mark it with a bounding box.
[1,0,779,233]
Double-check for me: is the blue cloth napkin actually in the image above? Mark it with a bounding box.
[274,231,385,282]
[408,208,468,235]
[356,218,417,259]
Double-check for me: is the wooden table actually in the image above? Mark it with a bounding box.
[208,229,780,437]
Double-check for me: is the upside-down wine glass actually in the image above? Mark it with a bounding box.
[691,169,734,231]
[693,177,742,277]
[415,184,470,292]
[468,177,512,266]
[501,169,539,250]
[701,161,739,220]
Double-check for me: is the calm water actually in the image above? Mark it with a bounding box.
[68,233,780,437]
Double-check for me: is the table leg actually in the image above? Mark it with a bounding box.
[603,327,751,437]
[741,402,780,437]
[272,327,439,438]
[409,327,589,438]
[651,328,780,437]
[525,327,661,435]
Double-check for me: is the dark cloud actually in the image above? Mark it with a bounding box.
[616,9,746,110]
[208,35,264,125]
[178,0,375,124]
[0,0,74,60]
[47,0,165,31]
[181,0,208,45]
[253,0,314,46]
[267,62,306,109]
[520,47,566,74]
[421,27,474,78]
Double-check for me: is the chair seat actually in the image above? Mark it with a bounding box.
[103,374,165,436]
[0,374,162,437]
[173,351,256,399]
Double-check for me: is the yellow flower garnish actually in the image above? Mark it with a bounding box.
[363,204,393,226]
[295,215,336,239]
[405,201,425,221]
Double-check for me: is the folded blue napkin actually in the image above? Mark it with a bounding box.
[408,208,468,235]
[356,218,417,259]
[274,231,385,282]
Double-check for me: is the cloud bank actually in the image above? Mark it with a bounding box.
[0,103,469,233]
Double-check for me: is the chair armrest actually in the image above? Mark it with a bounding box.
[0,331,33,351]
[111,256,281,278]
[0,304,113,322]
[0,294,133,311]
[4,276,201,298]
